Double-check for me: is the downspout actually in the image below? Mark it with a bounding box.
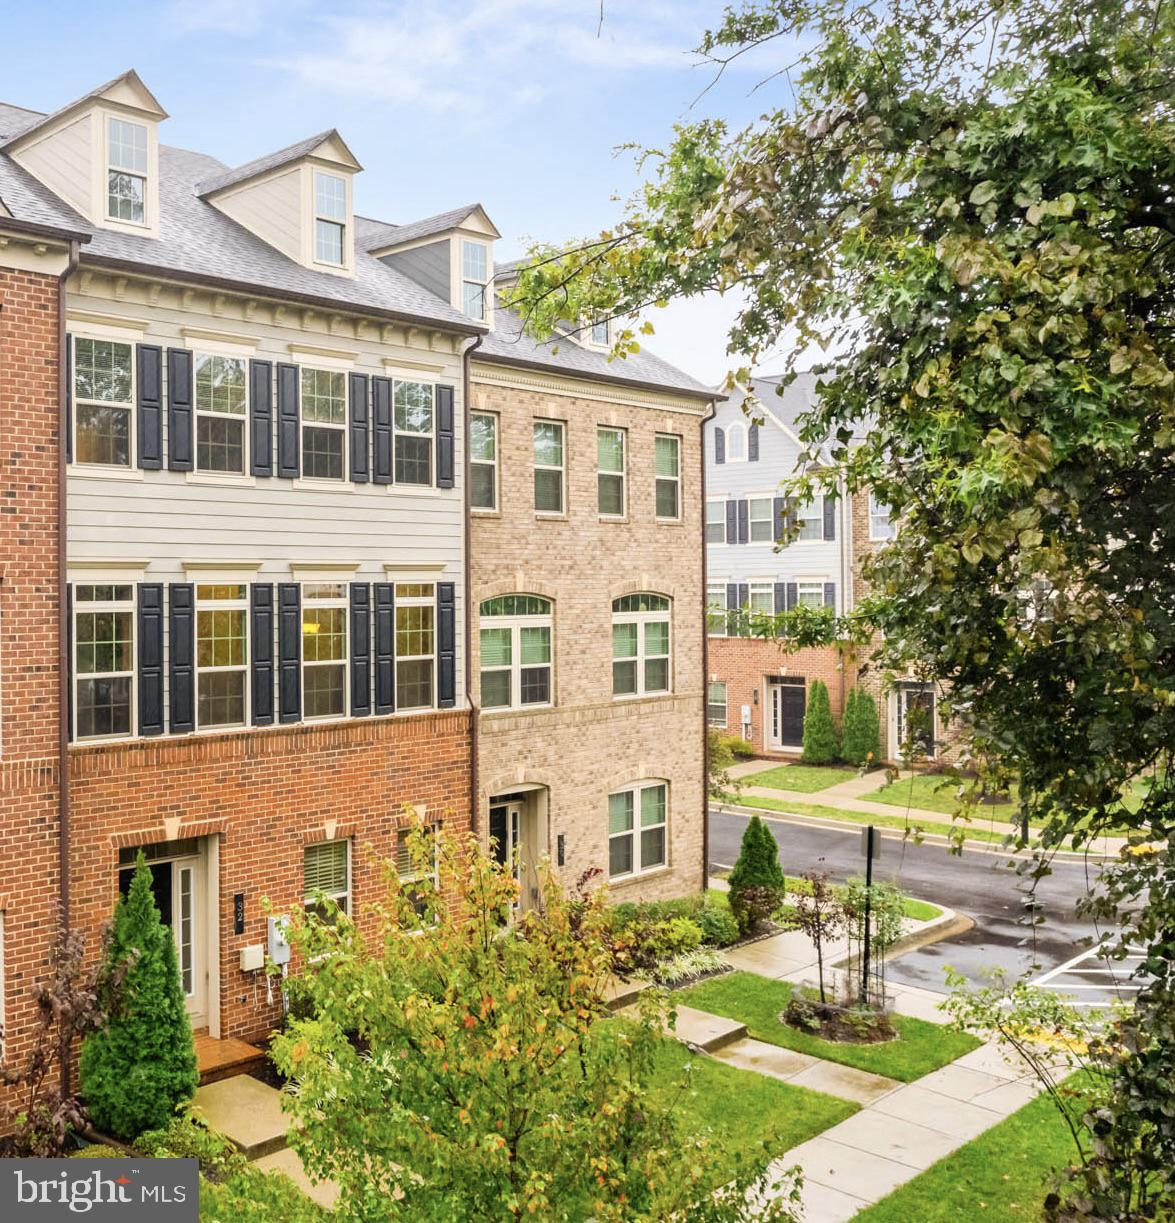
[700,397,717,893]
[838,471,850,712]
[462,333,485,837]
[58,238,80,1096]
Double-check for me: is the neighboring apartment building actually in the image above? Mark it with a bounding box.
[704,374,951,764]
[0,70,712,1090]
[467,272,715,906]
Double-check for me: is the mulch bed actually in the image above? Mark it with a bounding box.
[781,996,898,1045]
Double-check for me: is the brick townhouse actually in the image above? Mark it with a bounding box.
[0,70,713,1094]
[704,375,949,763]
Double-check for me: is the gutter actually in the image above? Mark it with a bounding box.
[461,332,485,837]
[700,397,718,893]
[57,236,81,1097]
[0,216,91,244]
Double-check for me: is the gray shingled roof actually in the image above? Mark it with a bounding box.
[196,130,351,197]
[0,135,92,236]
[0,72,165,151]
[479,305,717,401]
[364,204,490,252]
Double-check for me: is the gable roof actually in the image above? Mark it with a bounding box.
[366,203,500,253]
[196,129,361,197]
[1,70,166,151]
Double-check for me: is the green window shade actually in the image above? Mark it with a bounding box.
[612,623,637,659]
[520,626,550,664]
[481,671,511,708]
[644,621,669,656]
[641,785,666,826]
[480,627,512,668]
[533,421,563,466]
[598,428,624,471]
[609,791,634,834]
[655,436,678,476]
[304,840,348,896]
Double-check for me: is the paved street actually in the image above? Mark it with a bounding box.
[710,807,1137,1003]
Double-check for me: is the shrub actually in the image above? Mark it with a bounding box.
[727,816,786,934]
[842,688,881,767]
[133,1112,242,1176]
[802,679,841,764]
[653,947,728,986]
[80,856,199,1140]
[724,734,755,759]
[200,1166,330,1223]
[696,895,740,947]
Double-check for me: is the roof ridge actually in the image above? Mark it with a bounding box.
[195,128,346,197]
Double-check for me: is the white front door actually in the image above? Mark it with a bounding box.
[892,684,936,760]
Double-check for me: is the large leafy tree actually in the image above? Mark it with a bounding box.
[509,0,1174,1214]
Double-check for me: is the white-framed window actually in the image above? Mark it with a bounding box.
[195,354,248,474]
[869,492,895,541]
[589,318,610,346]
[73,336,134,467]
[196,584,248,730]
[612,593,670,698]
[106,117,148,225]
[394,379,435,486]
[301,368,346,480]
[533,420,565,514]
[796,498,824,542]
[655,434,681,520]
[705,501,726,545]
[598,427,626,518]
[394,824,439,917]
[302,581,348,719]
[749,497,774,543]
[304,839,351,918]
[462,240,489,321]
[894,683,936,759]
[608,781,668,879]
[707,681,728,727]
[797,580,827,609]
[470,411,498,510]
[314,171,347,266]
[396,582,436,710]
[706,581,728,636]
[479,595,552,710]
[73,583,136,740]
[749,581,774,618]
[726,422,747,462]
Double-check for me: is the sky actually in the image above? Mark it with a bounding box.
[0,0,803,385]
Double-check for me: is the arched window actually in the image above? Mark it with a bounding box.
[726,422,747,461]
[611,593,671,698]
[479,595,553,710]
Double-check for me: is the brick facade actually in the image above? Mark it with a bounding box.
[0,259,65,1084]
[470,369,708,902]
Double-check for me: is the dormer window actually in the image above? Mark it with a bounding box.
[590,319,610,346]
[106,117,148,225]
[314,171,347,266]
[462,240,488,320]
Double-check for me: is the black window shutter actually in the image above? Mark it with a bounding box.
[65,334,73,463]
[349,373,370,484]
[168,583,195,733]
[748,422,759,462]
[726,583,739,611]
[436,384,455,489]
[774,582,787,614]
[823,494,836,541]
[136,345,163,470]
[65,583,73,740]
[137,584,164,735]
[374,583,395,713]
[250,584,275,726]
[737,499,750,544]
[824,582,836,609]
[714,426,725,464]
[350,582,371,716]
[737,582,749,613]
[167,348,194,472]
[773,496,787,543]
[278,583,301,723]
[437,583,456,708]
[276,363,300,479]
[725,500,738,544]
[786,582,798,611]
[372,377,393,485]
[250,359,273,477]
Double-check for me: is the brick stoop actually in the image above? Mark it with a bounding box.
[195,1031,269,1086]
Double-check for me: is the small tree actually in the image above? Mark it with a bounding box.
[271,821,797,1221]
[707,728,745,803]
[841,689,881,768]
[80,856,198,1140]
[726,815,786,935]
[801,679,840,765]
[791,872,845,1004]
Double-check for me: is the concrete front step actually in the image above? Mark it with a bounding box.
[194,1073,290,1160]
[604,976,651,1011]
[671,1004,748,1052]
[253,1147,340,1210]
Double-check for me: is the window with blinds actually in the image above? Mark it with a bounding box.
[303,839,350,917]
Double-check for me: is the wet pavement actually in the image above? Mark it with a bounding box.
[710,808,1130,1001]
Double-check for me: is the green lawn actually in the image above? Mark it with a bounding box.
[855,1079,1091,1222]
[782,875,942,923]
[866,774,1018,819]
[677,973,977,1082]
[744,764,859,793]
[648,1036,857,1177]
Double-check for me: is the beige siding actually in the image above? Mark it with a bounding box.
[15,112,93,217]
[210,167,303,263]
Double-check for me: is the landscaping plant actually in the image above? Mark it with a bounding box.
[789,871,844,1005]
[841,689,880,769]
[79,855,198,1140]
[726,815,787,935]
[800,680,839,766]
[271,820,798,1221]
